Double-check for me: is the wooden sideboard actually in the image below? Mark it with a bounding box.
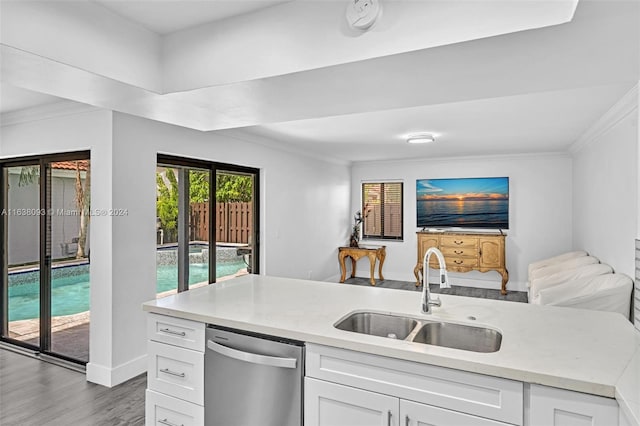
[413,231,509,294]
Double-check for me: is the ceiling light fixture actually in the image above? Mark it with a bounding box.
[407,134,435,144]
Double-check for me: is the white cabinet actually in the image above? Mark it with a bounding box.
[306,344,622,426]
[306,343,523,425]
[528,384,618,426]
[401,399,512,426]
[145,313,205,426]
[305,378,398,426]
[305,377,512,426]
[145,389,205,426]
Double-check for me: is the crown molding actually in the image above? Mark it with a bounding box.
[352,151,571,168]
[569,83,639,155]
[0,100,99,127]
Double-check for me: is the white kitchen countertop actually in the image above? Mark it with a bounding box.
[143,274,639,419]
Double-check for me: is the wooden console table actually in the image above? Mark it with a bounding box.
[414,231,509,294]
[339,246,386,286]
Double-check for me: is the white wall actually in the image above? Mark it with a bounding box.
[113,114,351,281]
[1,109,350,386]
[0,109,116,383]
[351,154,573,292]
[572,95,638,279]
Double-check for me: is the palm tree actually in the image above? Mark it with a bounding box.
[75,161,90,259]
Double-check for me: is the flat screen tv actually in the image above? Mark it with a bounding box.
[416,177,509,229]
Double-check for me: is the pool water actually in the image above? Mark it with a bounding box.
[8,260,246,321]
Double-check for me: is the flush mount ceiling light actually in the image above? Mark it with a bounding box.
[407,134,435,144]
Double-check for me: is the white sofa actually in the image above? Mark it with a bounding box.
[537,273,633,317]
[527,251,633,318]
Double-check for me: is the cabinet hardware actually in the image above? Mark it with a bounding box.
[158,419,183,426]
[454,250,463,254]
[387,410,392,426]
[454,260,463,264]
[454,240,463,245]
[405,414,410,426]
[160,328,186,337]
[159,368,186,378]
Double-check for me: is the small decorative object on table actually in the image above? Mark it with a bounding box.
[350,211,363,247]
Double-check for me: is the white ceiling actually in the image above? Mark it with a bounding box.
[1,0,638,163]
[93,0,292,34]
[0,84,65,113]
[240,84,632,162]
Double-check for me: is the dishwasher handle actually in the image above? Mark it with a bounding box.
[207,339,298,369]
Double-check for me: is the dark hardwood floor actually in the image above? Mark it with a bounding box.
[0,348,146,426]
[343,277,528,303]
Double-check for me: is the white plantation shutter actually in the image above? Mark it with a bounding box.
[362,182,403,240]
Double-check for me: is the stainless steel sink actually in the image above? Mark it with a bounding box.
[334,312,418,340]
[411,322,502,353]
[334,311,502,353]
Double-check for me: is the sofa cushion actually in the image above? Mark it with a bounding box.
[527,250,588,281]
[529,263,613,302]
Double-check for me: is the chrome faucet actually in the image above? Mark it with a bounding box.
[422,247,451,314]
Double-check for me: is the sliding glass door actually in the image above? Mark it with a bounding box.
[3,162,41,348]
[215,169,257,280]
[156,156,259,298]
[1,153,91,364]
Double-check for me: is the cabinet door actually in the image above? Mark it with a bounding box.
[418,235,440,268]
[479,239,503,268]
[528,384,618,426]
[305,378,399,426]
[401,400,512,426]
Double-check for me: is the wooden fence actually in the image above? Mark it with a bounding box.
[190,202,252,244]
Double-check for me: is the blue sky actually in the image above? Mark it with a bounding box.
[417,177,509,198]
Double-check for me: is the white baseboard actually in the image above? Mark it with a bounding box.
[86,353,147,387]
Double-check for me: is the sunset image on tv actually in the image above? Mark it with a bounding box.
[416,177,509,229]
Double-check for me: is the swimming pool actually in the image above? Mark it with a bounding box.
[7,258,246,321]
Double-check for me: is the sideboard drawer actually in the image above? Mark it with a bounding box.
[441,246,478,259]
[145,389,204,426]
[440,235,479,249]
[447,257,480,268]
[148,340,204,405]
[147,313,205,352]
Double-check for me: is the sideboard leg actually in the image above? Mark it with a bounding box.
[500,269,509,295]
[413,265,422,287]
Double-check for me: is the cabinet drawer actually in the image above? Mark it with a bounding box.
[306,344,523,425]
[441,246,478,259]
[147,313,205,352]
[145,389,204,426]
[148,341,204,405]
[440,235,478,249]
[447,256,480,268]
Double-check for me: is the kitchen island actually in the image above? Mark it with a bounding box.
[143,274,640,426]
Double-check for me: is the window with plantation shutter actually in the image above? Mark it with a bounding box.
[362,182,403,240]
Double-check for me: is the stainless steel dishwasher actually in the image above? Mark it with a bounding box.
[205,325,304,426]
